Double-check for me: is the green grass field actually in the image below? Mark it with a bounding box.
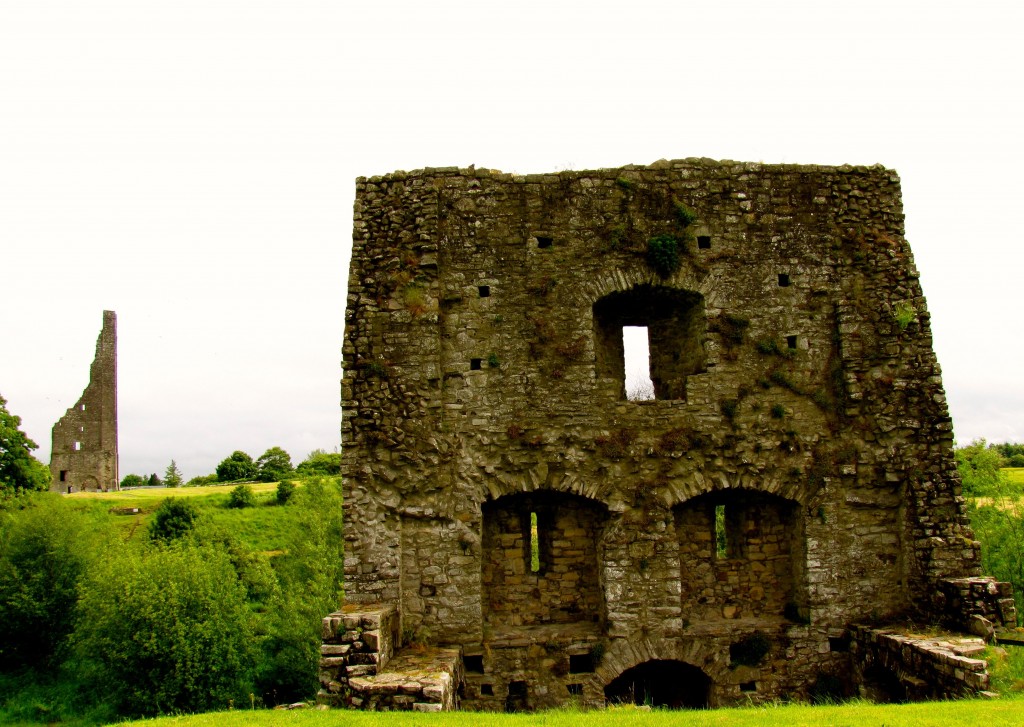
[118,698,1024,727]
[1003,468,1024,487]
[62,482,304,553]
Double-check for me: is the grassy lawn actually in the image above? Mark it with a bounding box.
[61,482,304,553]
[1004,468,1024,487]
[119,698,1024,727]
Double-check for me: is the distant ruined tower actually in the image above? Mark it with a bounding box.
[50,311,119,492]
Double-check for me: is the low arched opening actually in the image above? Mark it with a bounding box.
[604,659,711,709]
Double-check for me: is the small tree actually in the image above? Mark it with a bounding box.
[956,439,1007,495]
[228,483,256,509]
[256,447,293,483]
[163,460,184,488]
[216,451,258,482]
[147,473,162,488]
[0,393,51,496]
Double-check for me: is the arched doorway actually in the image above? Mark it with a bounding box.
[604,660,710,709]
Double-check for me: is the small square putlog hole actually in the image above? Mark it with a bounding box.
[569,654,594,673]
[536,236,553,249]
[697,235,711,249]
[478,285,490,297]
[786,334,798,349]
[464,655,484,673]
[470,358,483,370]
[778,273,791,287]
[480,683,494,696]
[740,681,757,693]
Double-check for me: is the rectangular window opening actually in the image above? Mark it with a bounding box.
[623,326,654,401]
[697,235,711,249]
[478,285,490,297]
[829,636,850,653]
[786,335,798,349]
[778,273,791,287]
[566,683,583,696]
[464,655,484,673]
[740,681,757,693]
[60,470,67,482]
[569,654,594,674]
[715,504,730,559]
[529,511,540,573]
[73,441,81,451]
[536,236,553,249]
[470,358,483,370]
[480,683,494,696]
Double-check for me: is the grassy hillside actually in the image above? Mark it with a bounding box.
[119,697,1024,727]
[63,483,303,552]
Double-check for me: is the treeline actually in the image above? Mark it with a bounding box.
[120,448,342,489]
[0,478,344,723]
[955,439,1024,496]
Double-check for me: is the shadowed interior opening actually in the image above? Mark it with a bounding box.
[604,660,710,709]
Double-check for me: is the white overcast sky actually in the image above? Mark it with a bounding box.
[2,0,1022,479]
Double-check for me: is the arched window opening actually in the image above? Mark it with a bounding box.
[593,285,706,402]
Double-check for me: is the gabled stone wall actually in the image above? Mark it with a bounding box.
[341,159,987,708]
[50,310,118,492]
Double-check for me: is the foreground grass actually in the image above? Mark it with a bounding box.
[120,698,1024,727]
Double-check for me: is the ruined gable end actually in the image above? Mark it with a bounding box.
[50,310,118,493]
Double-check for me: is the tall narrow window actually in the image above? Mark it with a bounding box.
[715,504,729,559]
[529,511,540,572]
[623,326,654,401]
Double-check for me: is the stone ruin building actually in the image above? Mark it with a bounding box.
[50,310,119,493]
[323,159,1014,711]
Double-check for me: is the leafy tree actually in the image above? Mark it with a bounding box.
[216,451,258,482]
[74,542,259,716]
[0,494,103,668]
[970,494,1024,621]
[955,439,1007,495]
[295,449,341,477]
[163,460,183,488]
[0,394,50,497]
[119,473,145,489]
[148,498,200,542]
[227,483,256,509]
[256,446,293,483]
[146,473,162,488]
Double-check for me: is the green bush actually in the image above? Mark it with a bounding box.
[215,451,258,482]
[74,542,259,716]
[0,495,103,669]
[258,478,344,703]
[276,479,296,505]
[646,235,681,278]
[148,498,200,542]
[228,483,256,509]
[185,474,218,487]
[956,439,1007,495]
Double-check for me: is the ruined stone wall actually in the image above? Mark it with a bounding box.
[50,310,118,492]
[341,159,981,708]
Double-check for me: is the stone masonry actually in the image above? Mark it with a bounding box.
[338,159,1010,709]
[50,310,119,492]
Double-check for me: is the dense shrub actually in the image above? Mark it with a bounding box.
[74,543,258,717]
[148,498,200,542]
[228,484,256,509]
[276,479,296,505]
[956,439,1007,495]
[256,447,293,483]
